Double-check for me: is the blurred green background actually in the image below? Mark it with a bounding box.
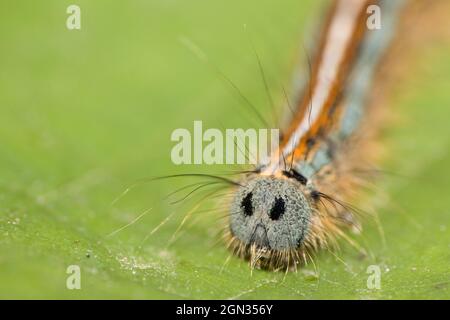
[0,0,449,299]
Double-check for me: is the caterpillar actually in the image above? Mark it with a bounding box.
[222,0,406,271]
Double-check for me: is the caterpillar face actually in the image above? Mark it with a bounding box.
[229,176,311,251]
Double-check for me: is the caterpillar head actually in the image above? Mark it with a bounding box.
[229,176,312,254]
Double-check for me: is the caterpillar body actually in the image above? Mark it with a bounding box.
[225,0,405,271]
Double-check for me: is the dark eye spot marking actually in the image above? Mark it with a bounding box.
[282,169,308,185]
[241,192,253,216]
[310,190,320,202]
[269,197,285,220]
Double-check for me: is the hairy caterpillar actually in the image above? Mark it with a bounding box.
[221,0,406,271]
